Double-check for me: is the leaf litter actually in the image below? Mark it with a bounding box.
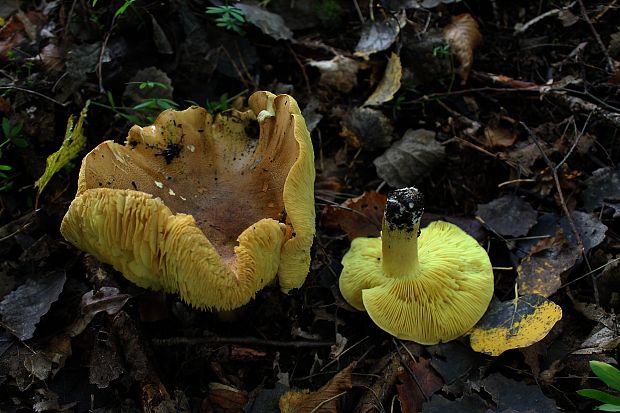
[0,1,618,412]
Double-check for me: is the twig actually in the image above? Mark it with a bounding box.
[152,336,334,348]
[576,0,615,73]
[97,17,117,93]
[0,86,68,106]
[352,0,365,24]
[286,43,311,93]
[520,122,598,304]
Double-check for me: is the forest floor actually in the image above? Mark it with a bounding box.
[0,0,619,412]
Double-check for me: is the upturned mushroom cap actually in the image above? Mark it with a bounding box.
[61,91,315,310]
[339,187,493,344]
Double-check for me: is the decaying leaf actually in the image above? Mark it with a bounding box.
[322,191,387,240]
[580,166,620,211]
[341,107,394,150]
[89,334,124,388]
[427,341,480,385]
[208,382,249,411]
[422,394,488,413]
[279,362,355,413]
[355,12,406,59]
[442,14,482,82]
[469,295,562,356]
[517,229,580,297]
[0,270,66,341]
[308,55,360,93]
[560,210,608,253]
[484,125,518,149]
[364,52,402,106]
[236,3,293,41]
[476,195,537,237]
[397,357,443,413]
[608,27,620,58]
[482,373,559,412]
[0,11,46,60]
[573,324,620,355]
[35,101,89,195]
[374,129,445,188]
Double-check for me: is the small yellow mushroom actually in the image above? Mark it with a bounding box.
[339,187,494,344]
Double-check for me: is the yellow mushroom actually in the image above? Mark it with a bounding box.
[61,91,315,310]
[339,187,494,344]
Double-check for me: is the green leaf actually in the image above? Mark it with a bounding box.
[206,6,225,14]
[10,137,28,148]
[578,389,620,405]
[10,122,23,137]
[596,404,620,412]
[0,164,11,170]
[114,0,135,17]
[35,101,89,194]
[2,117,9,137]
[591,361,620,391]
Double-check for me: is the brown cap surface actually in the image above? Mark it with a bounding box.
[61,92,315,310]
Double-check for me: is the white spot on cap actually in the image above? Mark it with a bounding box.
[154,181,163,188]
[168,189,176,196]
[180,195,187,201]
[187,144,195,152]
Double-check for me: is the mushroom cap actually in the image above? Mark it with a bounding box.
[61,91,315,310]
[339,220,493,344]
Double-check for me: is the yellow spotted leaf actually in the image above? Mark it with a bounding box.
[363,52,402,107]
[469,294,562,356]
[35,101,89,194]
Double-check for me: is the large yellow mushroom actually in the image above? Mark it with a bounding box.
[339,187,494,344]
[61,91,315,310]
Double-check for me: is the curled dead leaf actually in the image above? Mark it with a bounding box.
[443,14,482,82]
[279,362,356,413]
[364,53,402,106]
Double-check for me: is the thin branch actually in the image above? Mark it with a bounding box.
[0,86,68,106]
[576,0,615,72]
[152,336,334,348]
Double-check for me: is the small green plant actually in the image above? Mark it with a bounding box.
[205,5,245,33]
[91,0,136,17]
[578,361,620,411]
[432,44,451,58]
[315,0,341,25]
[0,117,26,191]
[205,93,234,113]
[91,81,179,126]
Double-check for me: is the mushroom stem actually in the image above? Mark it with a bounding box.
[381,187,424,278]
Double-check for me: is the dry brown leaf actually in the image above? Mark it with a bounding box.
[279,362,356,413]
[321,191,387,240]
[443,13,482,82]
[396,357,443,413]
[208,383,249,412]
[364,52,402,106]
[484,126,518,149]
